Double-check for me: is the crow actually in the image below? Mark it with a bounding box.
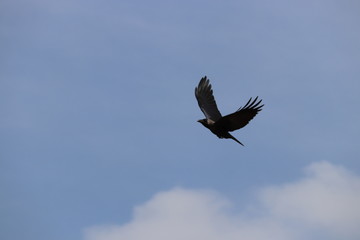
[195,76,264,146]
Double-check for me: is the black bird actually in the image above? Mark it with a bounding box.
[195,76,264,146]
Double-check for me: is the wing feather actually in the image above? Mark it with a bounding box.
[215,97,264,131]
[195,76,222,121]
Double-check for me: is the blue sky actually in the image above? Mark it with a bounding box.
[1,0,360,240]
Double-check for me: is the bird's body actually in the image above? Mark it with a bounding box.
[195,76,264,145]
[197,119,243,145]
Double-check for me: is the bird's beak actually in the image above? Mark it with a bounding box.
[197,120,201,122]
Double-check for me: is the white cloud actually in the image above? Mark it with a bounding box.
[261,161,360,239]
[84,161,360,240]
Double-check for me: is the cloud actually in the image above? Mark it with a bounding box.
[84,161,360,240]
[261,161,360,239]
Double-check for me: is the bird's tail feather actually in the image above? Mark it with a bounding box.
[229,134,244,146]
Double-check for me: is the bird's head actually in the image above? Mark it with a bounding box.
[197,119,209,128]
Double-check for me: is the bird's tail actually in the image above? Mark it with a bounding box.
[228,134,244,146]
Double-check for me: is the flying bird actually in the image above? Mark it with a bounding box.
[195,76,264,146]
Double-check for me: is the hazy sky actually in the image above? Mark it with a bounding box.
[1,0,360,240]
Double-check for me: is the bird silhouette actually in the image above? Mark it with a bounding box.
[195,76,264,146]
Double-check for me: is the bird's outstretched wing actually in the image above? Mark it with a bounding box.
[216,97,264,131]
[195,76,222,121]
